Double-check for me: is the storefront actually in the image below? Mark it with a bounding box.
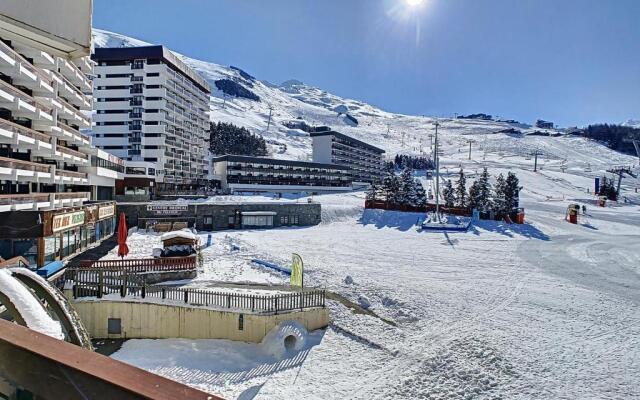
[0,202,116,268]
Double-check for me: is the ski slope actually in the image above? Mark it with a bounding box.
[93,28,640,399]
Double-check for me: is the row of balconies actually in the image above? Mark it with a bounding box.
[0,191,89,212]
[0,155,89,185]
[0,118,90,167]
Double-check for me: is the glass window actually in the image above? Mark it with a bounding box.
[43,236,59,262]
[13,239,37,266]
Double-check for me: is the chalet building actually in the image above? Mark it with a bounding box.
[310,129,385,184]
[211,155,352,193]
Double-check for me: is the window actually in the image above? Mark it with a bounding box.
[242,215,274,227]
[108,318,122,334]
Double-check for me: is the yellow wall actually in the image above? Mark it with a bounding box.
[70,298,330,343]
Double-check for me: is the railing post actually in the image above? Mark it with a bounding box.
[251,296,255,312]
[98,270,103,299]
[141,286,146,299]
[162,288,166,299]
[275,297,279,315]
[226,294,231,309]
[73,284,77,299]
[120,284,125,298]
[184,290,188,303]
[322,290,325,308]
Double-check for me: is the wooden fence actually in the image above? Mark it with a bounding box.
[69,269,325,314]
[78,256,197,273]
[364,200,472,216]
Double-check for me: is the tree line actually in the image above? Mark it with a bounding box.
[368,167,522,216]
[393,154,435,170]
[209,122,268,156]
[577,124,640,156]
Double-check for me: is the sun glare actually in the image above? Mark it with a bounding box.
[406,0,424,7]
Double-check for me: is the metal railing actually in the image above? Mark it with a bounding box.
[70,268,326,314]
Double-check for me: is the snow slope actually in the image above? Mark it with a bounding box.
[93,28,638,182]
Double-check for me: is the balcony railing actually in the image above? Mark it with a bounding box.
[55,191,90,200]
[57,121,90,142]
[0,193,51,205]
[0,40,54,86]
[57,145,89,160]
[55,169,88,179]
[0,117,52,144]
[0,79,53,114]
[0,156,51,173]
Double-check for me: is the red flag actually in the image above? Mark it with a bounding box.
[117,212,129,258]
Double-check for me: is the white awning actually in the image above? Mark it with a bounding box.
[241,211,277,216]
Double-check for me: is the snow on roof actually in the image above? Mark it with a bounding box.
[160,229,197,242]
[0,269,63,339]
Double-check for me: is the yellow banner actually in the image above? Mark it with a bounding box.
[291,253,304,288]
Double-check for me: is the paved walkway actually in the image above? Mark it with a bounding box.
[66,235,118,268]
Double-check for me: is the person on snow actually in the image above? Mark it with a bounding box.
[582,205,587,215]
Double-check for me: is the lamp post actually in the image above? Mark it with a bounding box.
[434,120,440,222]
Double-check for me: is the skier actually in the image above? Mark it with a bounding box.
[582,205,587,215]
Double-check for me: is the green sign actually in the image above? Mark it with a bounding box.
[291,253,304,288]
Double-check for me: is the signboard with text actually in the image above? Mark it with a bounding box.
[146,204,189,215]
[98,204,115,220]
[52,211,85,233]
[291,253,304,288]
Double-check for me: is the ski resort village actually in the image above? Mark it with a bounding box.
[0,1,639,399]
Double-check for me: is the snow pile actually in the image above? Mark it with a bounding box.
[260,320,309,358]
[0,269,63,340]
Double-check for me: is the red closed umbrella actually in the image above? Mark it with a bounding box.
[117,212,129,259]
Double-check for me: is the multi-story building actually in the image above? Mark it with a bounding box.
[311,129,385,184]
[211,155,352,193]
[0,0,122,267]
[92,46,211,194]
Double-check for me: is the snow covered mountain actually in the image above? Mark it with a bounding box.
[92,29,637,178]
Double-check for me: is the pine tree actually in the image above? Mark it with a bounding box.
[504,172,522,211]
[454,169,467,207]
[414,179,427,208]
[398,167,416,206]
[493,173,508,215]
[468,180,481,211]
[366,183,378,201]
[474,167,493,212]
[442,179,455,207]
[381,172,400,205]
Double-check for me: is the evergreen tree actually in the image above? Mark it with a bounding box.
[414,179,427,208]
[209,121,268,156]
[468,180,481,211]
[504,172,522,211]
[381,172,401,204]
[442,179,455,207]
[454,169,467,207]
[398,167,416,206]
[474,167,493,212]
[366,183,378,201]
[493,173,508,215]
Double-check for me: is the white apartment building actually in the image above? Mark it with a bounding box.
[311,129,385,184]
[0,0,123,268]
[0,1,124,212]
[92,46,211,194]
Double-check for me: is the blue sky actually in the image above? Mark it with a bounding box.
[94,0,640,127]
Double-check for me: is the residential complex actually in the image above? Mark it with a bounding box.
[0,0,121,267]
[310,129,385,184]
[211,155,352,193]
[92,46,211,194]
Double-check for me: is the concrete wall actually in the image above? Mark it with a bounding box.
[312,135,333,164]
[70,299,330,343]
[0,0,92,57]
[117,202,322,231]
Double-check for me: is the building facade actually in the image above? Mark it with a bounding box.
[310,130,385,184]
[211,155,352,193]
[0,0,122,267]
[92,46,211,194]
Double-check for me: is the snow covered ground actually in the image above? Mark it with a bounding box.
[92,26,640,400]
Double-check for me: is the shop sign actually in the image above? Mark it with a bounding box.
[146,204,189,215]
[98,204,115,220]
[52,211,85,233]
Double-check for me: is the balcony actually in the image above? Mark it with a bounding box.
[0,118,54,158]
[43,69,92,110]
[0,156,53,183]
[54,144,89,166]
[54,169,89,185]
[0,191,89,212]
[0,40,55,97]
[0,79,54,124]
[50,121,91,147]
[58,58,91,92]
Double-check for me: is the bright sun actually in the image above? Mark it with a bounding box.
[406,0,424,6]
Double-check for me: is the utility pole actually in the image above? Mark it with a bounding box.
[266,104,274,132]
[221,93,227,109]
[401,132,405,148]
[434,120,441,221]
